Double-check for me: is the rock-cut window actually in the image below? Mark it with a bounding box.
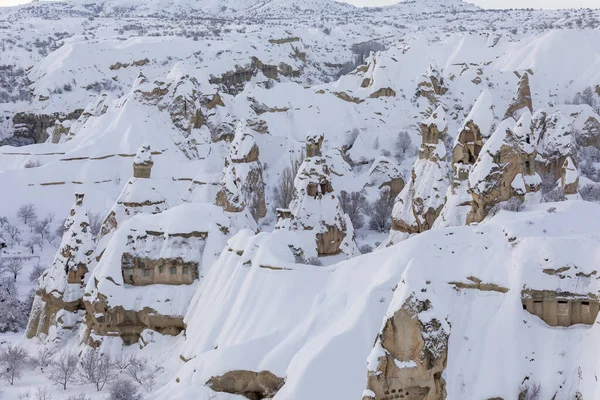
[182,266,189,275]
[143,269,151,277]
[159,266,164,273]
[170,266,177,275]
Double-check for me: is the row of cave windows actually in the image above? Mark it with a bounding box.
[141,266,191,277]
[523,300,591,310]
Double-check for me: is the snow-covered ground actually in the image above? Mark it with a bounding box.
[1,0,600,398]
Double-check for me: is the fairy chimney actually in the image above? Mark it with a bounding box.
[133,144,154,178]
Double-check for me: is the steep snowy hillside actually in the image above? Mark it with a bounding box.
[1,0,600,399]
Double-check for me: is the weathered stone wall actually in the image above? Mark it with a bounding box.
[121,254,199,286]
[522,290,599,326]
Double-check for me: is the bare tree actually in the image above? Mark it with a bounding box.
[25,239,37,254]
[0,344,29,385]
[29,264,46,283]
[17,204,37,226]
[3,258,24,281]
[31,347,54,373]
[3,224,21,245]
[67,394,91,400]
[78,350,116,391]
[34,213,54,243]
[0,216,8,227]
[48,352,78,390]
[367,188,395,232]
[54,218,67,240]
[338,191,366,229]
[32,235,44,251]
[273,154,304,210]
[35,387,52,400]
[123,356,158,392]
[395,131,413,163]
[88,212,103,236]
[108,379,143,400]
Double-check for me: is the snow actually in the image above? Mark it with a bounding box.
[2,1,600,399]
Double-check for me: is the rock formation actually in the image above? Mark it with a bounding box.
[96,144,167,260]
[504,72,532,121]
[417,62,447,106]
[389,107,449,242]
[282,132,357,256]
[215,119,267,221]
[437,91,496,228]
[365,156,405,200]
[85,203,237,346]
[532,110,577,184]
[364,295,449,400]
[61,93,111,142]
[560,156,580,199]
[26,193,94,340]
[467,112,541,224]
[207,370,285,400]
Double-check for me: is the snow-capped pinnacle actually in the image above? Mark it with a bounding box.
[26,193,95,340]
[467,115,541,224]
[504,72,533,121]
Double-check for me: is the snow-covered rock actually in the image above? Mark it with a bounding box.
[26,193,94,342]
[389,107,449,242]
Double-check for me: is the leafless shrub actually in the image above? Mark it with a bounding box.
[273,154,304,210]
[2,258,24,281]
[67,394,91,400]
[31,348,54,373]
[17,204,37,226]
[48,352,78,390]
[108,379,143,400]
[34,213,55,243]
[518,382,541,400]
[395,131,413,163]
[3,224,22,245]
[359,244,373,254]
[34,387,52,400]
[78,350,116,391]
[88,212,103,237]
[0,344,29,385]
[339,191,367,229]
[29,264,46,282]
[367,188,395,232]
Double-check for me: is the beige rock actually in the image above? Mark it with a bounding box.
[207,370,285,400]
[504,72,532,120]
[365,296,448,400]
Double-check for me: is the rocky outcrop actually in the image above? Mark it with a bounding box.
[437,91,496,228]
[364,296,449,400]
[561,156,580,199]
[416,62,447,106]
[84,302,185,346]
[283,132,357,256]
[532,110,577,184]
[215,119,267,221]
[133,144,154,178]
[503,72,532,121]
[207,370,285,400]
[522,289,599,327]
[390,107,449,240]
[26,193,94,340]
[467,113,541,224]
[365,157,405,200]
[96,145,167,260]
[10,109,83,145]
[452,90,495,167]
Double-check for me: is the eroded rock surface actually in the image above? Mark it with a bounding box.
[207,370,285,400]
